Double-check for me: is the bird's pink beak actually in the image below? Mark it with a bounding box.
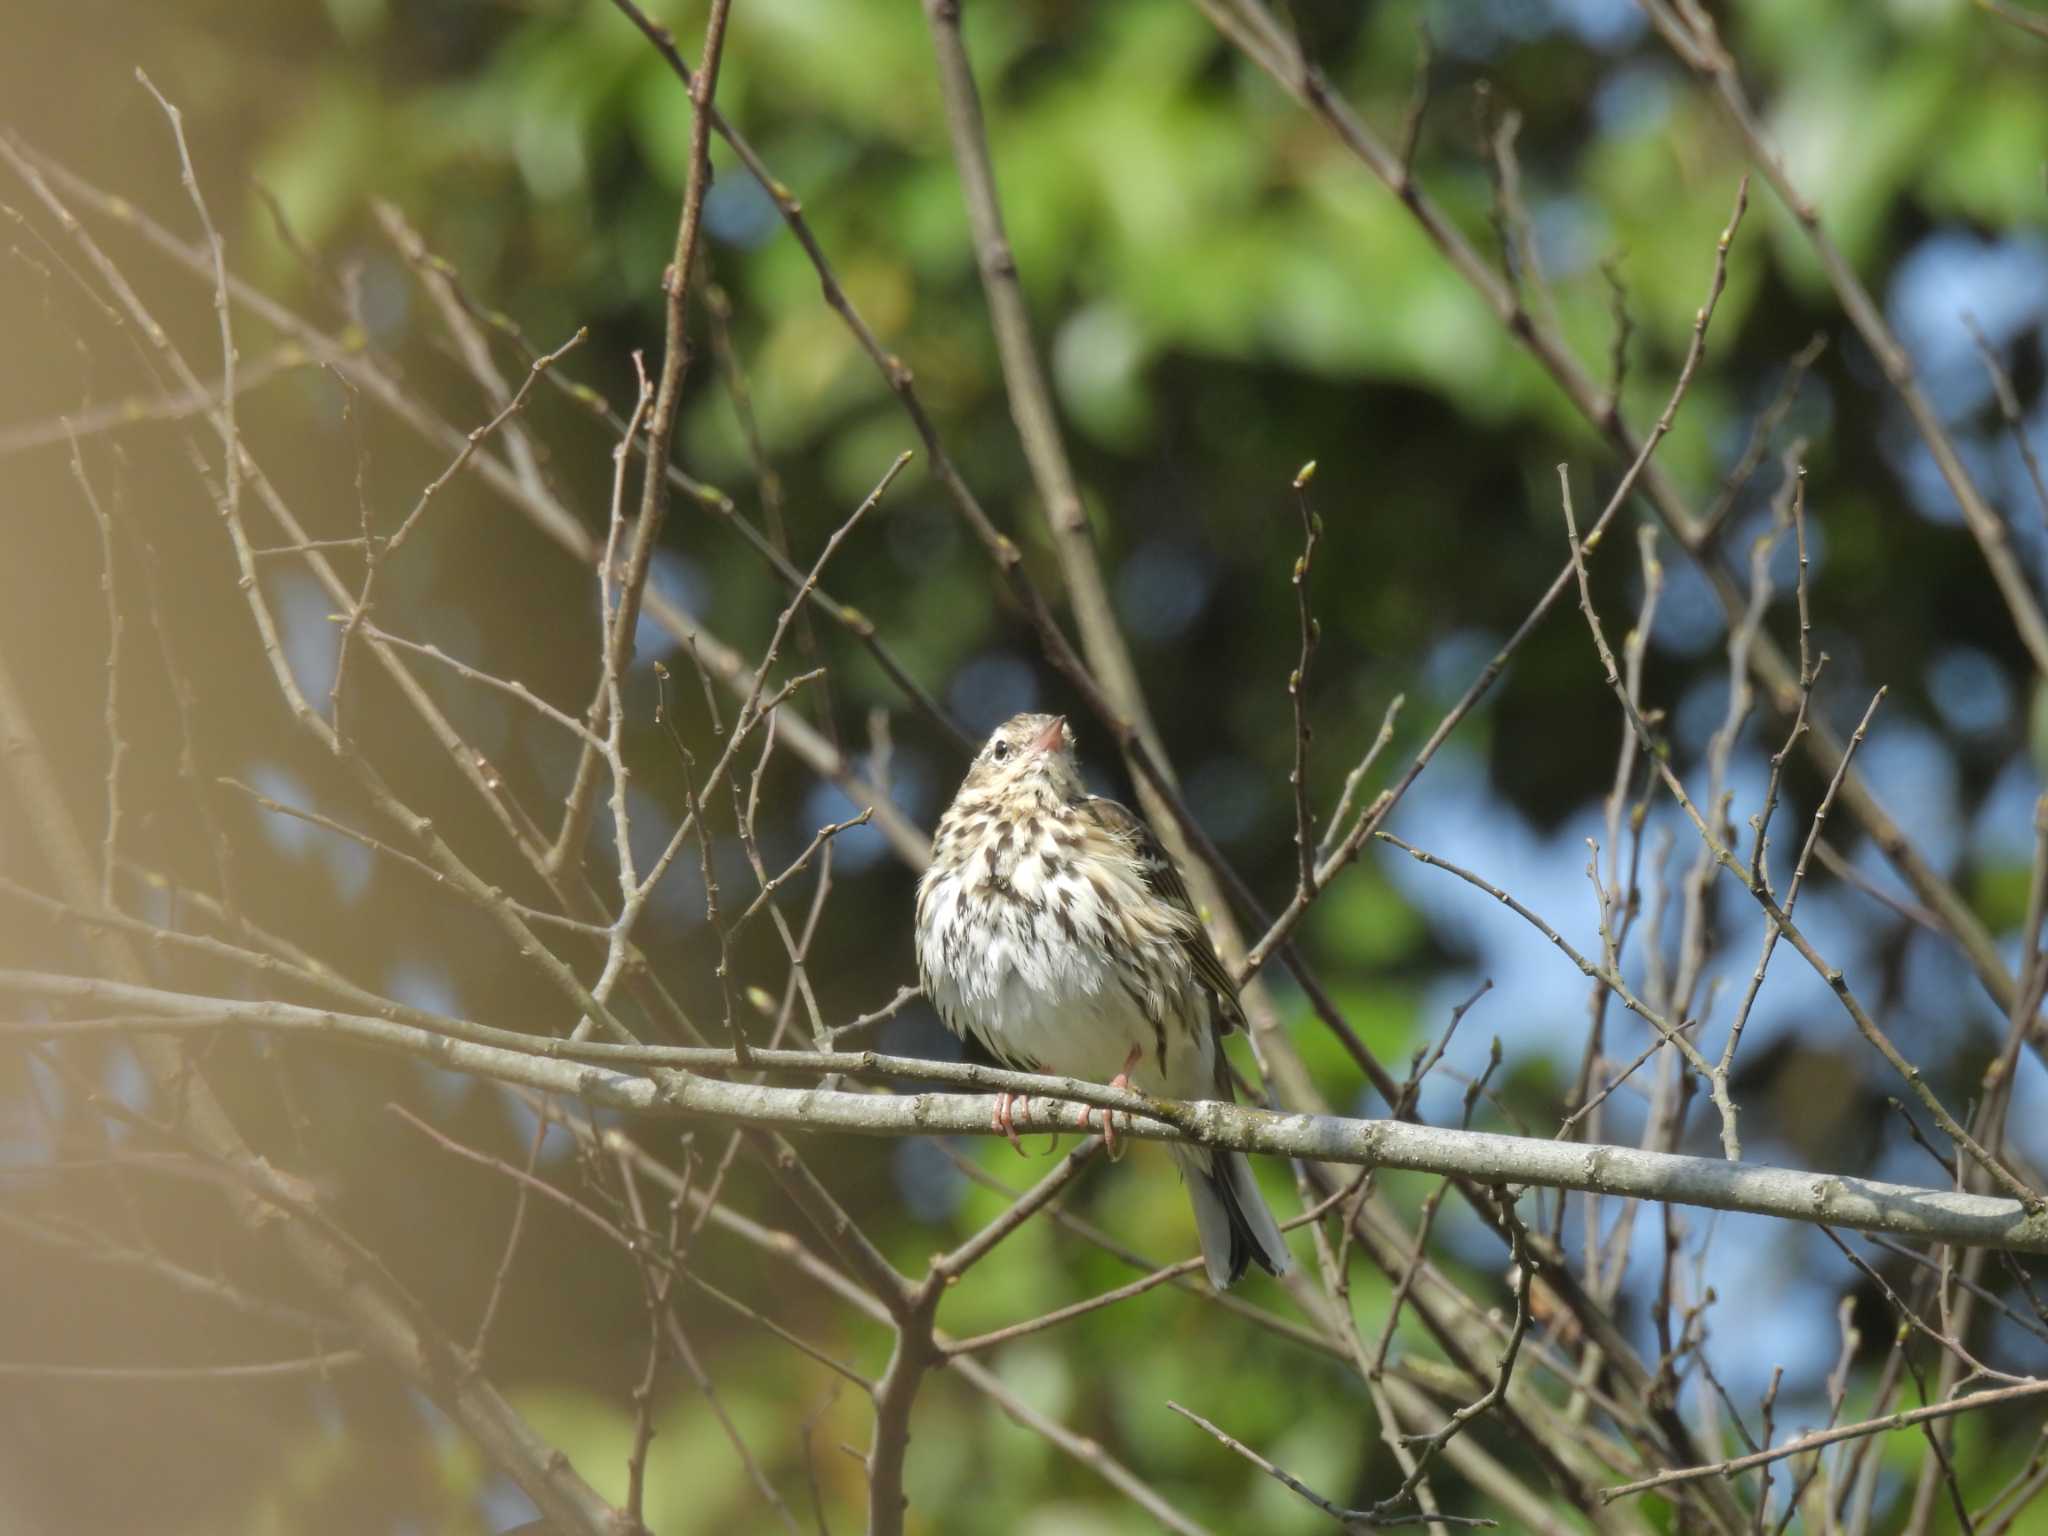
[1031,716,1068,755]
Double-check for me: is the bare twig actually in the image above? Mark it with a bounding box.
[1169,1401,1497,1529]
[551,0,735,876]
[1974,1,2048,47]
[1698,336,1826,545]
[1963,311,2048,536]
[0,1351,363,1381]
[472,1114,548,1362]
[384,328,586,556]
[0,349,303,457]
[1377,830,1716,1084]
[1602,1377,2048,1504]
[66,433,125,909]
[1318,693,1403,867]
[1378,1201,1532,1514]
[1288,460,1324,899]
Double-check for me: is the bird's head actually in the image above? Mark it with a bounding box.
[958,712,1085,805]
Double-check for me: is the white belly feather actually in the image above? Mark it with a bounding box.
[915,807,1216,1098]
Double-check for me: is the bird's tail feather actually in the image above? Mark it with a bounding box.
[1171,1143,1291,1289]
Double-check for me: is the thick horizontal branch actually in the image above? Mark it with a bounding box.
[9,969,2048,1255]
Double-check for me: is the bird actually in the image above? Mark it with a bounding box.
[914,711,1291,1288]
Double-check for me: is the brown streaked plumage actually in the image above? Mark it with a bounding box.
[913,712,1290,1288]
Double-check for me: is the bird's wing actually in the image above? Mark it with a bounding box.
[1078,795,1245,1033]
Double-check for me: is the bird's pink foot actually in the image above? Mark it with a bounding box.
[1079,1046,1145,1161]
[991,1091,1027,1156]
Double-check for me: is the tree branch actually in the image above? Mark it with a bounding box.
[9,972,2048,1255]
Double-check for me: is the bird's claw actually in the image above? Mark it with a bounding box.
[991,1091,1028,1156]
[1075,1098,1125,1160]
[1079,1056,1141,1161]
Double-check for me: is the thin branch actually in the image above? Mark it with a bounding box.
[0,1351,363,1381]
[1371,1035,1501,1378]
[1378,1202,1532,1513]
[1698,335,1827,544]
[1818,1227,2018,1384]
[209,781,607,939]
[1601,1377,2048,1503]
[1975,0,2048,41]
[550,0,735,876]
[945,1252,1209,1358]
[1168,1401,1496,1529]
[375,195,965,753]
[1720,686,1882,1108]
[0,349,302,457]
[66,432,125,909]
[1814,839,1944,933]
[1,132,640,1046]
[1963,310,2048,536]
[1287,460,1323,900]
[931,1138,1101,1281]
[1318,693,1403,867]
[1599,255,1633,428]
[1377,830,1716,1084]
[356,621,610,749]
[625,449,909,943]
[383,327,587,556]
[1479,96,1561,342]
[732,811,874,934]
[628,1112,1213,1534]
[0,1208,336,1334]
[472,1114,547,1362]
[136,66,240,591]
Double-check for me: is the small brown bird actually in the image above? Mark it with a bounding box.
[914,712,1291,1288]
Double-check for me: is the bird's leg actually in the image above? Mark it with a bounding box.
[1078,1045,1145,1161]
[1105,1043,1142,1160]
[1109,1044,1143,1092]
[991,1091,1027,1156]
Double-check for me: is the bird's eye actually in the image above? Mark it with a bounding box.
[991,741,1012,762]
